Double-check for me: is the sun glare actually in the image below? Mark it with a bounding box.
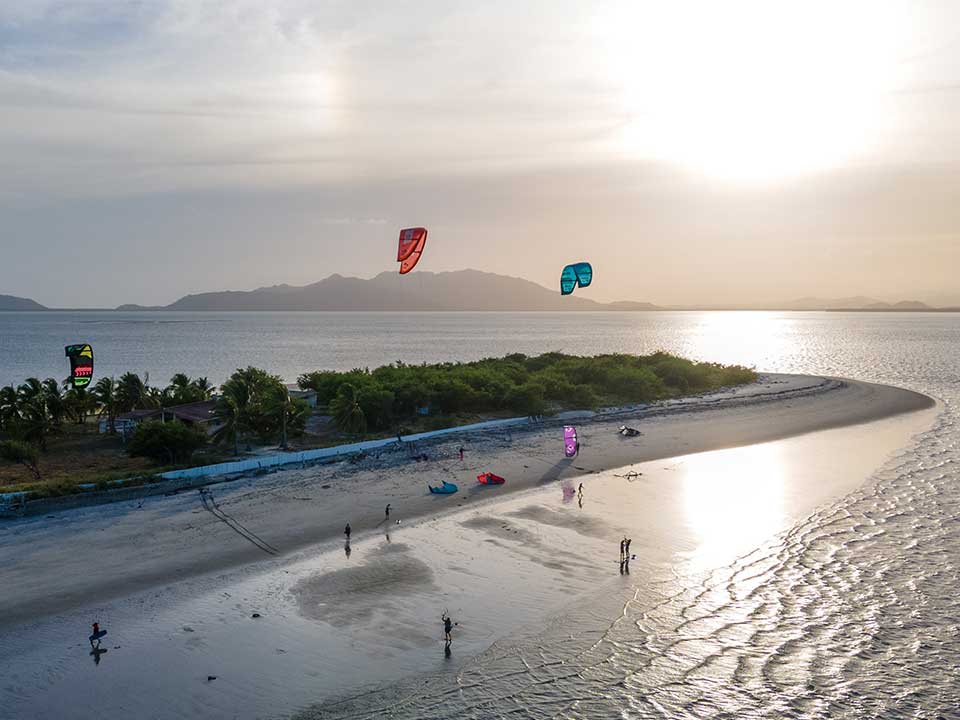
[594,0,909,182]
[679,442,787,569]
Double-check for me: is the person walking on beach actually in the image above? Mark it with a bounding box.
[443,613,454,644]
[577,482,583,497]
[626,537,632,559]
[619,538,626,561]
[385,504,391,520]
[459,446,464,462]
[344,523,351,540]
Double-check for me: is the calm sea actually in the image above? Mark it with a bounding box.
[1,310,954,390]
[3,310,960,718]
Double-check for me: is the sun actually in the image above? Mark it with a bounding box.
[593,0,910,182]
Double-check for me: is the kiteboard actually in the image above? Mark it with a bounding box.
[89,629,107,644]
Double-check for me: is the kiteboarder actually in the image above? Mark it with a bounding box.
[442,613,454,644]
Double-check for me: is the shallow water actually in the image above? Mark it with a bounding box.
[293,313,960,719]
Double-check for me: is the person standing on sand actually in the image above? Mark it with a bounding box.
[344,523,351,540]
[619,538,625,561]
[385,504,391,520]
[459,446,464,462]
[626,537,632,558]
[577,483,583,497]
[443,613,454,644]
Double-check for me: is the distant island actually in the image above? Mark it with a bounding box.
[0,294,46,311]
[117,270,661,312]
[3,272,958,311]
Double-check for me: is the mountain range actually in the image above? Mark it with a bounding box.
[1,271,956,311]
[117,270,659,312]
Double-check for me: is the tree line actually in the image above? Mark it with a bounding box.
[0,368,309,478]
[299,352,757,435]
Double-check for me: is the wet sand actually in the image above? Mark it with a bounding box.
[0,398,936,720]
[0,374,933,629]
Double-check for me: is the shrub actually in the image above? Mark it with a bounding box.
[0,439,41,479]
[128,420,207,465]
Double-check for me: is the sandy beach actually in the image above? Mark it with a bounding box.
[0,371,938,719]
[0,373,933,630]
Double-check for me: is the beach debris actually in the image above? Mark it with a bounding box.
[251,613,261,619]
[321,484,331,489]
[560,262,593,295]
[183,626,195,632]
[618,425,642,437]
[207,676,217,682]
[397,227,428,274]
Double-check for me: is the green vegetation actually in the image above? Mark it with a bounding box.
[0,440,41,480]
[1,352,755,502]
[128,420,208,465]
[0,371,243,499]
[213,367,309,454]
[300,352,756,434]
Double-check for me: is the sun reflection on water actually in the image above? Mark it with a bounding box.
[682,311,797,369]
[679,442,786,569]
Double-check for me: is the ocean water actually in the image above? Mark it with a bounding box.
[3,311,959,718]
[3,309,950,388]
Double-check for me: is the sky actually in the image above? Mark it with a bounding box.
[1,0,959,308]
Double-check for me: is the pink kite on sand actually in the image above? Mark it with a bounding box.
[564,425,579,457]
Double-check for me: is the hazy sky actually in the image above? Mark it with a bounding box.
[2,0,959,307]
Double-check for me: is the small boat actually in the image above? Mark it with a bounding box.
[428,481,458,494]
[477,472,505,485]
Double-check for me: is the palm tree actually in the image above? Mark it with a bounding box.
[0,384,18,432]
[93,376,119,434]
[191,376,214,400]
[212,394,243,456]
[63,383,96,425]
[41,378,65,428]
[117,372,153,413]
[16,378,52,449]
[167,373,194,405]
[331,384,366,435]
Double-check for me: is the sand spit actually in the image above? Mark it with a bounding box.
[0,373,934,628]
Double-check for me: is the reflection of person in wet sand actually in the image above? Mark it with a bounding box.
[344,540,351,558]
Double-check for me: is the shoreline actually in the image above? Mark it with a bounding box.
[0,373,935,629]
[1,386,939,720]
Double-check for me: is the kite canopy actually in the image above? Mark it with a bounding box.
[560,262,593,295]
[563,425,579,457]
[477,472,505,485]
[397,227,428,274]
[65,343,94,388]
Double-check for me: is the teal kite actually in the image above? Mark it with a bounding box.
[560,262,593,295]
